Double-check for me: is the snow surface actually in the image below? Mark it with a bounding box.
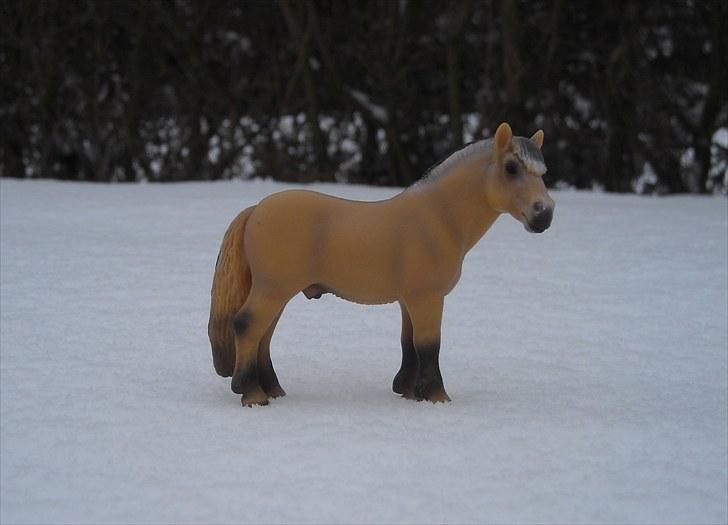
[1,179,726,524]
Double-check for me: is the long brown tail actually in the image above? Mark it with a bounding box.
[208,206,256,377]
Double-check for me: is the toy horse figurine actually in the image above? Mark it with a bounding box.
[209,122,555,406]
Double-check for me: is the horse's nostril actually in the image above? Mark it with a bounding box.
[528,206,553,233]
[533,201,545,213]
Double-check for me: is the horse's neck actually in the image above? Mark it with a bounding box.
[407,152,500,255]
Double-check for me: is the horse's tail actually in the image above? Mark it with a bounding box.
[208,206,256,377]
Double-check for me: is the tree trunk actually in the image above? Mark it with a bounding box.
[279,0,332,182]
[501,0,524,131]
[695,1,727,192]
[446,0,470,149]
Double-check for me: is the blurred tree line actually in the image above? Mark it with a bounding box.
[1,0,726,193]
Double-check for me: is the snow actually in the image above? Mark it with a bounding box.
[1,179,726,524]
[634,161,658,194]
[349,89,389,124]
[712,127,728,191]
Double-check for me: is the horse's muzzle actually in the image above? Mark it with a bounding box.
[526,206,553,233]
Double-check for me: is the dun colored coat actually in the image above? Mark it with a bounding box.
[209,123,555,406]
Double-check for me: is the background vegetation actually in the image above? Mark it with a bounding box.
[1,0,726,192]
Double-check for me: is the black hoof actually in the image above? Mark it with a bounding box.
[414,380,450,403]
[393,371,415,395]
[241,389,269,406]
[263,383,286,399]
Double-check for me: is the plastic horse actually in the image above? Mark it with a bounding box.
[209,122,555,406]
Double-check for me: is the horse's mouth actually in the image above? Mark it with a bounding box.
[521,213,549,234]
[521,213,535,233]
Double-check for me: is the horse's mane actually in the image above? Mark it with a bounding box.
[413,135,546,187]
[512,137,546,176]
[414,139,493,187]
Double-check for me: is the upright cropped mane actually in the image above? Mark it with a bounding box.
[415,138,494,186]
[512,137,546,176]
[414,134,546,187]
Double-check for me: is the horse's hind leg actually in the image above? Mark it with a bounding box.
[404,294,450,403]
[231,288,286,406]
[393,302,417,399]
[258,312,286,398]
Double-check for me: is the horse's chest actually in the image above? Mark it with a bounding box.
[444,264,463,295]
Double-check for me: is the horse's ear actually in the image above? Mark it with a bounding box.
[530,129,544,149]
[495,122,512,153]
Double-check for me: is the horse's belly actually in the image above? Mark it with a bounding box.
[300,223,401,302]
[317,279,399,305]
[314,250,400,305]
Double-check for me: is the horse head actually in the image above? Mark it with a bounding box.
[485,122,555,233]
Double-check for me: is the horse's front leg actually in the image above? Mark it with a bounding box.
[404,293,450,403]
[393,302,418,399]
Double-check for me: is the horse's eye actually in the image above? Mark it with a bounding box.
[505,160,519,176]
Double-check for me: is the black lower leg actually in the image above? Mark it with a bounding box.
[231,363,259,395]
[230,310,260,395]
[414,340,449,401]
[258,359,285,397]
[393,338,418,396]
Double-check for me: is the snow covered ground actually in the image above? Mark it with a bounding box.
[1,179,726,524]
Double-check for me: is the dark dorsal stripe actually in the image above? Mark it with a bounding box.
[421,140,480,180]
